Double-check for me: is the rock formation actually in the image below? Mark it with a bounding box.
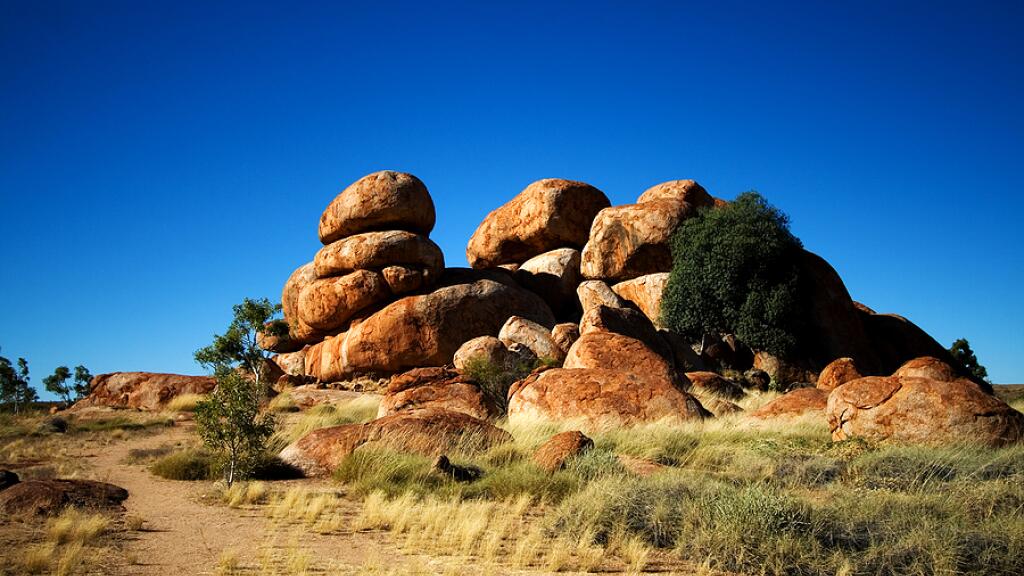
[533,431,594,472]
[71,372,216,411]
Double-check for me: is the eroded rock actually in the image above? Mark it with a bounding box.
[319,171,435,244]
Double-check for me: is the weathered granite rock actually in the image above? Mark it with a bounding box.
[313,230,444,279]
[827,376,1024,446]
[379,367,497,420]
[72,372,216,411]
[498,316,564,363]
[611,273,670,328]
[319,171,435,244]
[577,280,627,313]
[816,357,862,392]
[0,479,128,516]
[280,408,512,476]
[508,368,709,427]
[515,248,582,319]
[751,387,829,419]
[467,179,610,268]
[297,270,390,332]
[563,332,676,383]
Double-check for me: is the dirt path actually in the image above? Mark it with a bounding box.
[82,424,426,575]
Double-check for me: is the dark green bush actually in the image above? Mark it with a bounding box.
[661,191,805,357]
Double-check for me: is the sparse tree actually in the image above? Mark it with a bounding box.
[194,370,274,486]
[44,366,73,407]
[193,298,285,486]
[661,192,806,358]
[73,365,93,400]
[1,351,37,413]
[950,338,989,383]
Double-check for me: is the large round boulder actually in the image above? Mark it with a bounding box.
[466,179,610,268]
[579,305,672,361]
[827,376,1024,446]
[498,316,564,363]
[816,357,862,392]
[379,367,498,420]
[281,262,327,345]
[304,272,555,381]
[313,230,444,279]
[319,171,435,244]
[563,332,675,383]
[280,408,512,476]
[71,372,216,411]
[577,280,627,313]
[611,273,670,328]
[893,357,958,382]
[507,368,709,427]
[636,179,714,206]
[297,270,390,332]
[453,336,513,371]
[514,248,582,319]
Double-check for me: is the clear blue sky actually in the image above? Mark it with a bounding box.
[1,0,1022,396]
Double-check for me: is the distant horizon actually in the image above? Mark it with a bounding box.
[2,1,1021,397]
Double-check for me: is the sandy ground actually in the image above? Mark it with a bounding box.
[82,424,434,575]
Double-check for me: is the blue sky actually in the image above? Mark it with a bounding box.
[1,0,1021,395]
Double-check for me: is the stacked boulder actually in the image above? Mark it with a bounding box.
[268,171,555,383]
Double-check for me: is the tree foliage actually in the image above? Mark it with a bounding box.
[194,370,274,486]
[0,350,37,413]
[42,364,92,407]
[193,297,284,486]
[949,338,989,383]
[661,192,806,358]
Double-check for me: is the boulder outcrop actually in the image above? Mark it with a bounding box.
[577,280,627,313]
[314,230,444,279]
[564,332,675,383]
[579,305,671,361]
[514,248,582,319]
[466,178,610,268]
[297,270,390,332]
[453,336,513,371]
[685,371,745,400]
[750,387,828,419]
[827,376,1024,446]
[280,408,512,476]
[508,368,709,427]
[319,171,435,244]
[72,372,216,411]
[498,316,564,363]
[304,274,554,381]
[892,357,958,382]
[379,367,497,420]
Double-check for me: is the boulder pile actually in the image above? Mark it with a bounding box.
[70,372,216,411]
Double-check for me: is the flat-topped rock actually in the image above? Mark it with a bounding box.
[380,367,497,420]
[564,332,675,383]
[72,372,216,411]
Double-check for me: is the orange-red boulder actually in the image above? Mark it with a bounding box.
[453,336,512,371]
[579,305,671,361]
[514,248,583,319]
[72,372,216,411]
[280,408,512,476]
[816,357,862,392]
[893,357,958,382]
[319,171,435,244]
[281,262,328,346]
[304,273,554,381]
[313,230,444,279]
[499,316,564,363]
[379,367,497,420]
[508,368,709,427]
[611,273,669,328]
[297,270,390,332]
[551,323,581,356]
[636,179,714,206]
[564,332,675,383]
[533,431,594,472]
[750,387,828,419]
[577,280,627,313]
[827,376,1024,446]
[466,179,610,268]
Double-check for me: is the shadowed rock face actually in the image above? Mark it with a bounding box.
[0,479,128,516]
[533,430,593,473]
[508,368,709,428]
[827,376,1024,446]
[72,372,216,411]
[379,367,498,421]
[279,408,512,476]
[304,274,555,381]
[612,273,670,328]
[466,178,610,268]
[514,248,583,320]
[685,371,745,401]
[319,171,435,244]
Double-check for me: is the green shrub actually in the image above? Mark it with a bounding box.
[150,449,216,480]
[661,191,805,357]
[462,355,541,413]
[333,448,446,497]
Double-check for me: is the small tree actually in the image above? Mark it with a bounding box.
[950,338,989,383]
[194,370,274,486]
[1,352,37,413]
[193,297,285,486]
[73,365,93,400]
[661,192,805,358]
[44,366,73,407]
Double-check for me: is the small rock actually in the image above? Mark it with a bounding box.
[533,431,593,473]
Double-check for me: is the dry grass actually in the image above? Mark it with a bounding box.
[220,481,270,508]
[268,396,380,452]
[9,508,115,575]
[164,393,207,413]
